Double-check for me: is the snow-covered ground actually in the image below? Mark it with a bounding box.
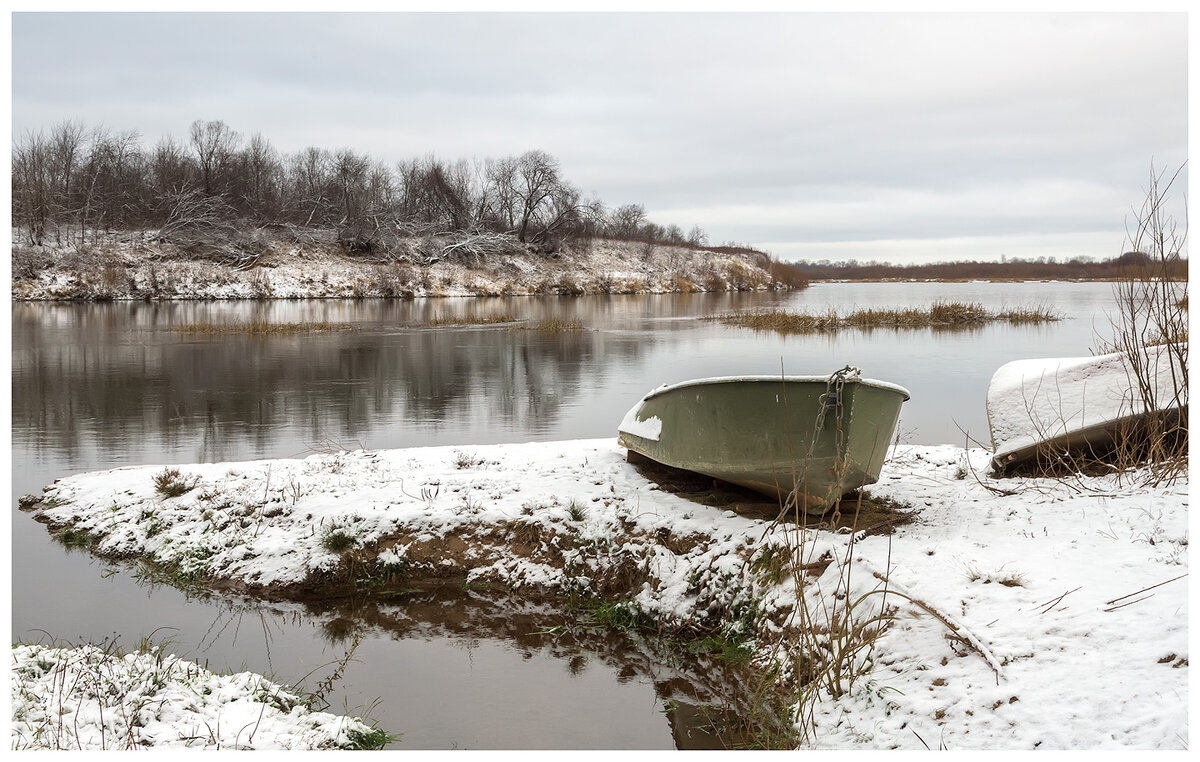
[11,235,787,300]
[10,643,387,750]
[20,439,1188,750]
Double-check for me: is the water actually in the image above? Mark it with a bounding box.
[10,282,1121,748]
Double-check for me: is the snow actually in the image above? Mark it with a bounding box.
[987,345,1187,464]
[10,643,383,750]
[617,404,663,441]
[12,236,786,300]
[21,438,1188,750]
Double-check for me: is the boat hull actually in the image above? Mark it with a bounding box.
[618,375,910,511]
[987,346,1188,471]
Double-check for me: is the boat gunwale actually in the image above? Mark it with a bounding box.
[631,375,912,406]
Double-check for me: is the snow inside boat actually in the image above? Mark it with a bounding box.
[617,368,910,512]
[986,345,1187,471]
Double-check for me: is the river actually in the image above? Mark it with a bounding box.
[10,281,1122,748]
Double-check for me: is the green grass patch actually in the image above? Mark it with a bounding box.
[686,632,755,664]
[566,499,588,522]
[344,726,400,750]
[321,526,359,554]
[53,527,94,550]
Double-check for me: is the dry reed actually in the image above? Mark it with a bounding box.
[173,320,354,335]
[513,318,586,333]
[706,301,1058,334]
[424,314,520,327]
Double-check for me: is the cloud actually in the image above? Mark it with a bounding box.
[10,11,1187,263]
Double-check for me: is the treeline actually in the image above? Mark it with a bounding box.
[791,251,1187,281]
[11,119,713,254]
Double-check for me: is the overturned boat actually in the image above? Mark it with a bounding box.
[987,344,1188,471]
[617,367,910,512]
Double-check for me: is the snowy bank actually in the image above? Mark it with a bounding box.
[12,235,794,300]
[21,439,1188,750]
[10,643,389,750]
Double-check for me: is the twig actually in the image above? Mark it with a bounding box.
[1105,573,1187,606]
[870,570,1003,683]
[1035,586,1081,615]
[1104,595,1153,612]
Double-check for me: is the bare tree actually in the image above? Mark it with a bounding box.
[609,203,647,237]
[286,146,331,226]
[504,150,584,246]
[483,155,520,232]
[189,119,240,196]
[47,120,87,242]
[79,128,144,236]
[241,132,280,219]
[396,155,470,231]
[513,150,559,243]
[12,130,51,244]
[149,136,194,198]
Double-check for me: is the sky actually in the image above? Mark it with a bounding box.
[8,10,1190,264]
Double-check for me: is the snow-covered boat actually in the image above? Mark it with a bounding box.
[617,367,910,512]
[986,345,1187,471]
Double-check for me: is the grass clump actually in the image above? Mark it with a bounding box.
[566,499,588,522]
[53,527,94,550]
[321,525,359,554]
[514,318,585,333]
[153,467,199,498]
[423,313,519,327]
[577,599,657,632]
[686,632,755,664]
[174,320,353,335]
[344,726,400,750]
[706,300,1059,334]
[452,450,486,469]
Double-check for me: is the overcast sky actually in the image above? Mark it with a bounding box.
[10,11,1189,263]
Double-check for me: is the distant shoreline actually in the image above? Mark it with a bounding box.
[11,230,1175,301]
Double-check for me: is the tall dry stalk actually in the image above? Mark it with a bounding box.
[1097,162,1189,485]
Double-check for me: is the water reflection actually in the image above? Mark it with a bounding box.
[123,582,772,749]
[13,300,658,462]
[13,286,1114,468]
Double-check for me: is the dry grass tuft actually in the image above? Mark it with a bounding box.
[174,320,354,335]
[706,301,1059,334]
[423,314,519,327]
[514,318,585,333]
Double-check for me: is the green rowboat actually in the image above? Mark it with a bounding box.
[617,367,910,512]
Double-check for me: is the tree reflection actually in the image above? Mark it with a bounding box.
[12,299,685,462]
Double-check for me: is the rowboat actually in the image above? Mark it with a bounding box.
[617,367,910,512]
[987,345,1187,470]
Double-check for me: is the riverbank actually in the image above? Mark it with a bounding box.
[11,642,390,750]
[11,234,798,301]
[20,438,1188,749]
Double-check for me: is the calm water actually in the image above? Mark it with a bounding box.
[10,282,1121,748]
